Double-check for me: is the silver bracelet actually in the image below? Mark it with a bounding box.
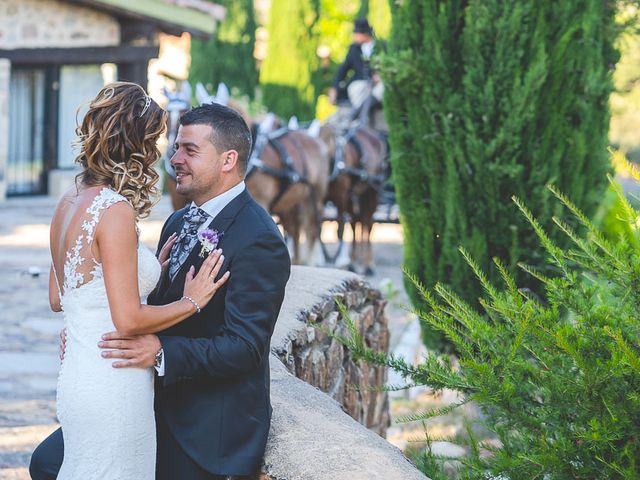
[181,295,201,314]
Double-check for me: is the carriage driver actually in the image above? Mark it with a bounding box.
[328,18,386,131]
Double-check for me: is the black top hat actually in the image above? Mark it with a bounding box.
[354,18,373,35]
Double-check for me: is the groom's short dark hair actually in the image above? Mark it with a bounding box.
[180,103,252,174]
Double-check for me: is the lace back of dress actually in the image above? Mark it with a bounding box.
[60,188,128,296]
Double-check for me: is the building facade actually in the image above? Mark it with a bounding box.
[0,0,221,200]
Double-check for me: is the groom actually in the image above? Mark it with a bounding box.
[30,103,291,479]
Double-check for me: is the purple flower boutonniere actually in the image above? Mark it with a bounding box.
[197,228,222,258]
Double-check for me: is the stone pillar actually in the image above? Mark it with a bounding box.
[0,58,10,202]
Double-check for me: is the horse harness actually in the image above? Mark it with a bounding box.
[246,127,311,212]
[331,127,386,189]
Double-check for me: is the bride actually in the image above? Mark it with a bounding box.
[47,82,228,479]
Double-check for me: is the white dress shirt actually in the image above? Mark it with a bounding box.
[195,181,246,231]
[361,40,375,59]
[155,181,246,376]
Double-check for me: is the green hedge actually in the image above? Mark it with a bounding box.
[260,0,320,120]
[339,177,640,478]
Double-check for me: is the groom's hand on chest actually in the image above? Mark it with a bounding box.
[98,332,161,369]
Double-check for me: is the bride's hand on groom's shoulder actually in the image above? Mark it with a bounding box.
[183,249,230,311]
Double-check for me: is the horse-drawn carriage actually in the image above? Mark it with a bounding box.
[162,81,396,276]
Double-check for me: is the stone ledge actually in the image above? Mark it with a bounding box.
[272,266,389,434]
[271,266,361,350]
[265,266,428,479]
[264,360,428,480]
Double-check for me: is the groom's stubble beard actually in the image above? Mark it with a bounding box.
[176,157,224,205]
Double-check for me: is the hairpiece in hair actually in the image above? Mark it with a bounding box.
[139,95,152,117]
[103,87,115,100]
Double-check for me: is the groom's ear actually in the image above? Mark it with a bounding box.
[221,149,239,173]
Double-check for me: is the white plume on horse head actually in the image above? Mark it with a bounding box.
[213,82,230,106]
[179,81,192,101]
[258,113,277,134]
[288,116,299,130]
[307,119,321,138]
[196,82,230,106]
[165,81,191,101]
[195,82,214,105]
[164,81,192,112]
[164,86,181,102]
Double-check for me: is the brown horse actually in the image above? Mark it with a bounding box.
[320,121,387,275]
[245,116,330,265]
[192,84,330,266]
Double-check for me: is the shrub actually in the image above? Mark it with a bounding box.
[340,173,640,479]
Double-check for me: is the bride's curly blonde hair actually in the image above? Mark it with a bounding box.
[75,82,168,218]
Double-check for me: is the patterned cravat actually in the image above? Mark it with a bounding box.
[168,207,209,280]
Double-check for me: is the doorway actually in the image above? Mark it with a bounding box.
[7,67,46,195]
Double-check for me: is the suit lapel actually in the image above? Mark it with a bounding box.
[164,189,252,296]
[206,189,252,247]
[155,209,188,298]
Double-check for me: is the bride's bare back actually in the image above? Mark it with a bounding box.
[49,183,227,336]
[51,184,162,480]
[49,185,134,301]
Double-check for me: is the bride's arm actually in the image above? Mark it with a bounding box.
[96,203,227,336]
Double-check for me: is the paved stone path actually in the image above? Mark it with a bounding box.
[0,194,417,479]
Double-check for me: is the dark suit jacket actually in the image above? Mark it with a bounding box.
[147,189,291,476]
[332,42,373,90]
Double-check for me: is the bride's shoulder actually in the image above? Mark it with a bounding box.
[94,189,135,225]
[53,186,135,233]
[54,185,79,210]
[91,195,137,251]
[54,185,128,212]
[89,187,131,210]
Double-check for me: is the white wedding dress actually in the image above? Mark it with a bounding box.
[54,188,161,479]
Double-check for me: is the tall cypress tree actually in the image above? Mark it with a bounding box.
[189,0,257,99]
[260,0,320,120]
[260,0,390,119]
[358,0,368,17]
[382,1,617,351]
[363,0,390,38]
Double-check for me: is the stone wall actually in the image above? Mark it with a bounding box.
[263,360,428,480]
[264,266,427,479]
[0,0,120,50]
[272,270,390,436]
